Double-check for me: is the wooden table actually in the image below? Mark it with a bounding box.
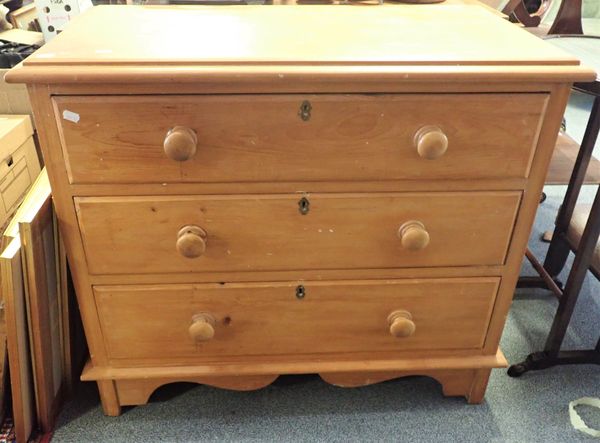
[5,4,593,417]
[511,34,600,376]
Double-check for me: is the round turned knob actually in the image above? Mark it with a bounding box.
[398,221,430,251]
[388,310,416,338]
[176,225,207,258]
[163,126,198,161]
[414,126,448,160]
[189,313,216,342]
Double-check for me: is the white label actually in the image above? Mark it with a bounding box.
[62,110,80,124]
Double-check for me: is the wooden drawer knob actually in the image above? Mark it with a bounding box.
[189,313,216,342]
[164,126,198,161]
[176,225,207,258]
[414,126,448,160]
[398,221,430,251]
[388,310,416,338]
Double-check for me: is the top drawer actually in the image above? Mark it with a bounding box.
[53,93,548,185]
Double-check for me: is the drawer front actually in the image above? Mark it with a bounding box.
[76,192,521,275]
[54,93,547,184]
[95,278,499,361]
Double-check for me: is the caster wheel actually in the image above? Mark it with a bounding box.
[507,363,527,378]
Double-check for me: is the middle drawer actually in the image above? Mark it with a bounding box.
[76,192,520,275]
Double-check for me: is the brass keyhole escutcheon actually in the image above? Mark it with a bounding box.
[298,197,310,215]
[296,285,306,299]
[299,100,312,121]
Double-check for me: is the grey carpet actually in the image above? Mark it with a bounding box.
[50,92,600,442]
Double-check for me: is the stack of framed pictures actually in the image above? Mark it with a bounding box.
[0,168,85,442]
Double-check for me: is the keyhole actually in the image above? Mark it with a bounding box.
[299,100,312,121]
[296,285,306,299]
[298,197,310,215]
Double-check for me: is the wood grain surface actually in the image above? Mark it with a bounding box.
[94,278,499,362]
[17,5,580,67]
[75,192,521,275]
[9,3,585,414]
[54,94,548,184]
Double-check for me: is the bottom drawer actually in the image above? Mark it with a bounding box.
[94,278,499,362]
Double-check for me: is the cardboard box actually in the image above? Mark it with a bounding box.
[0,69,32,116]
[0,115,41,229]
[0,29,42,117]
[0,29,44,46]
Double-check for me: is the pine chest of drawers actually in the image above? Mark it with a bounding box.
[6,5,594,415]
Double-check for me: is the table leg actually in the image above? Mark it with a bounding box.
[543,96,600,277]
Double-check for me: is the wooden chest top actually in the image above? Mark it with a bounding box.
[5,5,595,85]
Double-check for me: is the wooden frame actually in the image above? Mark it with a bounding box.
[8,3,38,32]
[0,168,76,440]
[1,238,35,443]
[0,303,7,427]
[19,196,64,432]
